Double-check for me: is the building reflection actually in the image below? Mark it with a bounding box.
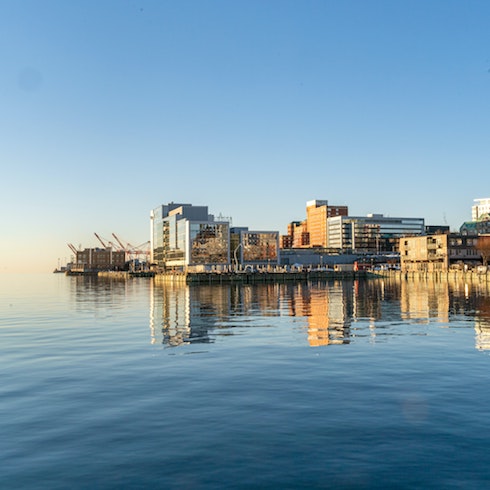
[150,281,229,346]
[474,292,490,350]
[149,276,490,350]
[150,280,360,347]
[285,281,354,346]
[69,274,149,314]
[400,276,450,323]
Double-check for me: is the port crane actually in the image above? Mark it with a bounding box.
[112,233,150,265]
[66,243,80,265]
[94,232,109,248]
[111,233,127,252]
[67,243,78,255]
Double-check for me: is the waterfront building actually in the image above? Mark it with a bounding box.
[472,198,490,221]
[279,248,358,267]
[73,248,126,272]
[150,203,230,271]
[399,233,481,272]
[230,228,280,268]
[327,214,425,253]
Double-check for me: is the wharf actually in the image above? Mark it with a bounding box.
[373,270,490,283]
[155,270,368,285]
[97,271,155,279]
[66,270,155,279]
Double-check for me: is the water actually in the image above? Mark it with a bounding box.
[2,274,490,489]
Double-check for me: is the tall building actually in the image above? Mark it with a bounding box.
[306,200,349,247]
[282,200,348,249]
[327,214,425,252]
[150,203,230,270]
[472,198,490,221]
[290,220,309,248]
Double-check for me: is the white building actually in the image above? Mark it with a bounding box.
[472,198,490,221]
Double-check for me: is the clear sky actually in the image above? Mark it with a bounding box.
[1,0,489,272]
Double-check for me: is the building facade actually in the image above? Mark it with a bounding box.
[327,214,425,252]
[282,199,348,249]
[460,220,490,236]
[230,228,280,268]
[472,198,490,221]
[74,248,126,271]
[306,200,349,248]
[400,233,481,272]
[290,220,309,248]
[150,203,230,270]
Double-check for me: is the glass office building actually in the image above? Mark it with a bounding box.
[230,228,280,267]
[151,203,230,270]
[327,214,425,252]
[190,223,229,265]
[241,231,279,264]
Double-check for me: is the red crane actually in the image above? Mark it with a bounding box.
[112,233,150,265]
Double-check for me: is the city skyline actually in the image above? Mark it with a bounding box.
[2,1,490,272]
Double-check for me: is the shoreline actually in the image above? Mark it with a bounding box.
[64,269,490,285]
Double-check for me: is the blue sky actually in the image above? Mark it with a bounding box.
[1,0,489,272]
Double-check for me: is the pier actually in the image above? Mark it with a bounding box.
[154,270,369,285]
[371,269,490,284]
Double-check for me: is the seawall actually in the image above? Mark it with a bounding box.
[372,270,490,283]
[154,270,368,285]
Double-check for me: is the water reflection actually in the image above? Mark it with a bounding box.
[68,275,151,317]
[475,292,490,350]
[150,277,490,349]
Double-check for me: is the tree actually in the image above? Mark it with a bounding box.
[476,235,490,267]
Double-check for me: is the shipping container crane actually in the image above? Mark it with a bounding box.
[67,243,78,255]
[111,233,127,252]
[94,232,109,248]
[130,241,151,263]
[112,233,150,267]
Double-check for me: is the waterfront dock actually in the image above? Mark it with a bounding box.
[372,269,490,283]
[65,268,490,285]
[66,270,155,279]
[154,270,368,284]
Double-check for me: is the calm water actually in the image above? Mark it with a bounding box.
[2,274,490,489]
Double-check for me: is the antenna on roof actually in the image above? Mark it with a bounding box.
[216,213,232,225]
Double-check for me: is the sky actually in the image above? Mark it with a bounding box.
[1,0,490,272]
